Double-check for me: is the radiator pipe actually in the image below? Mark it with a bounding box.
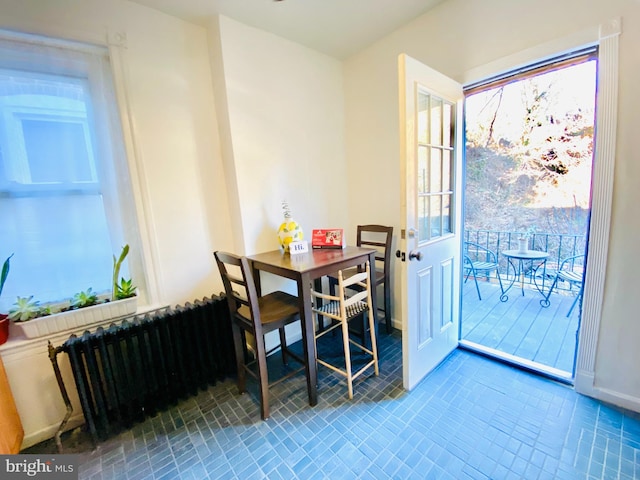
[48,341,73,454]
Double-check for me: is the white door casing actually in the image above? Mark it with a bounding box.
[398,54,464,390]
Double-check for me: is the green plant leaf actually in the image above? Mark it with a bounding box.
[112,244,130,301]
[0,253,14,298]
[116,277,137,300]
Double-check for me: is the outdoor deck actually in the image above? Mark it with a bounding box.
[461,277,580,376]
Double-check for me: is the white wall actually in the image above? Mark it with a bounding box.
[344,0,640,409]
[208,15,348,258]
[205,15,348,349]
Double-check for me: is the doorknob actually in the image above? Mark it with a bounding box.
[408,250,423,261]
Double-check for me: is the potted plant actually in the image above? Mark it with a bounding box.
[112,244,137,300]
[9,245,138,339]
[0,254,14,345]
[71,288,99,309]
[7,295,50,322]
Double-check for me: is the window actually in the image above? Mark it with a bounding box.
[416,88,454,242]
[0,32,143,311]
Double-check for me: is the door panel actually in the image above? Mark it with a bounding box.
[399,53,463,390]
[417,267,432,346]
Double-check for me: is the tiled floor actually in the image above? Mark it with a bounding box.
[26,331,640,479]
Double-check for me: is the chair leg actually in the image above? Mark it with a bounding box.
[540,275,560,308]
[367,309,379,377]
[567,288,582,317]
[231,324,247,394]
[358,312,367,348]
[471,267,482,300]
[341,318,354,400]
[383,281,392,333]
[254,333,270,420]
[278,328,288,365]
[322,278,340,335]
[496,269,504,295]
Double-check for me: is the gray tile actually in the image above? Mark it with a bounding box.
[23,332,640,480]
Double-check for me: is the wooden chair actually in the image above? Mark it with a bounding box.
[214,251,308,420]
[463,241,503,300]
[329,225,394,334]
[311,261,379,399]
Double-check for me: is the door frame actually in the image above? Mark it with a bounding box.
[458,20,621,405]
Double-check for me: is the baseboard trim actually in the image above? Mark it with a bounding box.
[21,414,84,451]
[575,370,640,413]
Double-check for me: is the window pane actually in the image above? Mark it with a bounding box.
[418,195,429,242]
[417,91,429,144]
[443,102,453,148]
[430,148,442,193]
[2,196,113,302]
[418,145,428,193]
[22,119,94,184]
[430,195,442,238]
[443,150,451,191]
[430,97,442,147]
[443,194,451,234]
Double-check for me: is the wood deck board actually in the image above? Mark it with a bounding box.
[461,279,579,374]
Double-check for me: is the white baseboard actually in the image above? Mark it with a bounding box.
[575,370,640,413]
[21,414,85,450]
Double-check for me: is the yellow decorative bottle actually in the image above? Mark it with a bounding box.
[277,201,303,252]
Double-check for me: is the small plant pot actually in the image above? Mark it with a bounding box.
[12,296,137,339]
[518,237,528,253]
[0,314,9,345]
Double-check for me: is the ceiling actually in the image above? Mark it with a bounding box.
[129,0,446,59]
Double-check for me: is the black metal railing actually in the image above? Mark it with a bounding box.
[464,229,587,293]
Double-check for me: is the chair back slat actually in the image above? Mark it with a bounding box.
[357,225,393,273]
[214,251,262,331]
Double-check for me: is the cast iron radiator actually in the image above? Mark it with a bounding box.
[49,295,236,448]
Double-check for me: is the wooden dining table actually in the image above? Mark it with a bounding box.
[246,246,377,407]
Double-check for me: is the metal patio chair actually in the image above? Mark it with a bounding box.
[540,253,585,317]
[463,241,503,300]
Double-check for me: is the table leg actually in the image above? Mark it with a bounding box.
[500,257,549,302]
[518,259,526,296]
[298,273,318,406]
[500,258,520,302]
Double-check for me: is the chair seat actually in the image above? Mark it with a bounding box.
[558,270,582,284]
[314,299,369,320]
[465,261,498,272]
[237,291,300,328]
